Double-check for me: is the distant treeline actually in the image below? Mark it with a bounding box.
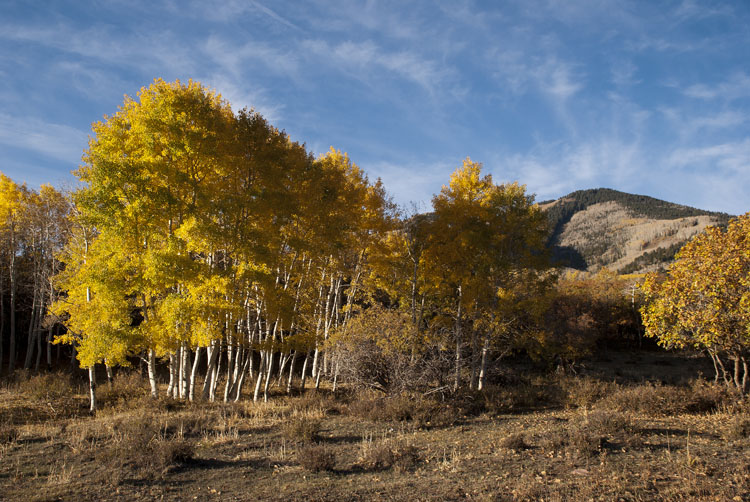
[618,241,685,274]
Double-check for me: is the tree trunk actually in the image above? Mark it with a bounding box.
[189,346,201,402]
[263,351,275,401]
[253,351,267,402]
[24,276,39,370]
[209,338,223,402]
[286,350,297,394]
[300,351,310,390]
[147,349,158,398]
[180,342,190,400]
[734,355,742,392]
[167,352,177,398]
[88,365,97,413]
[34,301,44,372]
[233,353,251,402]
[223,336,235,403]
[477,335,490,391]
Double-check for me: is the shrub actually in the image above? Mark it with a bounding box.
[359,440,420,472]
[98,371,149,408]
[724,417,750,440]
[154,439,195,468]
[597,381,732,416]
[297,444,336,472]
[347,392,457,428]
[540,410,634,459]
[561,377,618,409]
[0,423,19,444]
[282,417,320,443]
[18,371,76,401]
[500,432,530,451]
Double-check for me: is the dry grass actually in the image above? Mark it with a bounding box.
[297,443,336,472]
[0,357,749,501]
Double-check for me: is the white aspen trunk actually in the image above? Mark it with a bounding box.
[229,345,244,399]
[88,365,96,413]
[300,351,310,390]
[263,351,274,402]
[166,352,176,398]
[286,350,296,394]
[209,338,223,402]
[314,354,322,390]
[233,353,251,402]
[202,340,219,400]
[276,352,290,387]
[477,336,490,391]
[223,335,235,403]
[182,342,191,400]
[105,364,113,385]
[189,346,201,402]
[177,345,185,399]
[253,351,267,402]
[147,349,158,398]
[321,276,337,376]
[311,347,320,385]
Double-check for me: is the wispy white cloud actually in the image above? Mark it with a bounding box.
[683,72,750,100]
[494,137,645,201]
[200,75,284,122]
[302,39,449,94]
[364,159,455,209]
[0,113,88,162]
[667,139,750,173]
[611,60,641,87]
[203,36,299,78]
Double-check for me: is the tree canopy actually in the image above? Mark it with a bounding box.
[641,213,750,393]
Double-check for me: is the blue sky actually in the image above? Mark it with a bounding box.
[1,0,749,214]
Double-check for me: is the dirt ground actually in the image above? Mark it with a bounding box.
[1,351,748,502]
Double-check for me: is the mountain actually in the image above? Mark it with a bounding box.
[539,188,733,274]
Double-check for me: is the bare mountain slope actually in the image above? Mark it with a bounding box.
[541,188,732,273]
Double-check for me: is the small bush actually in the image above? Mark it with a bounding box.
[282,417,320,443]
[561,377,618,409]
[597,381,731,416]
[500,432,531,451]
[99,371,149,408]
[18,371,76,401]
[297,444,336,472]
[540,410,633,458]
[359,440,420,472]
[0,423,19,444]
[154,439,195,468]
[347,392,453,427]
[483,380,564,413]
[724,417,750,440]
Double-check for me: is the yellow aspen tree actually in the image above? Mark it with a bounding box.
[641,213,750,393]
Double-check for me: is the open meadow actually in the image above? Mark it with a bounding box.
[1,351,748,502]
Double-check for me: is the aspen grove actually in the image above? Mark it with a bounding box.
[2,79,579,410]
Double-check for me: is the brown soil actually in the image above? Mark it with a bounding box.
[1,354,748,501]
